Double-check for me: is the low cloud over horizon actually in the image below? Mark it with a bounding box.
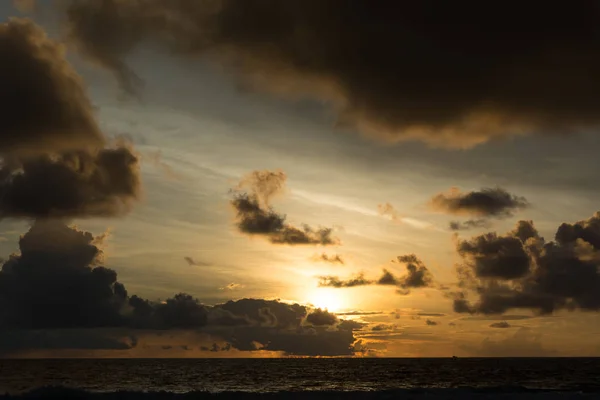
[0,220,360,357]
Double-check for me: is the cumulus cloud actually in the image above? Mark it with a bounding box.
[206,299,358,356]
[0,221,210,331]
[318,254,434,294]
[452,212,600,315]
[311,253,345,265]
[456,232,531,280]
[0,145,140,219]
[0,222,361,356]
[230,170,339,246]
[215,298,306,330]
[395,255,434,289]
[129,293,209,330]
[437,188,528,231]
[0,18,140,219]
[305,308,338,326]
[0,220,127,329]
[431,187,528,219]
[376,269,398,285]
[55,1,600,148]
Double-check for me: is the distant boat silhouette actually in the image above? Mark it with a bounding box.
[452,355,459,360]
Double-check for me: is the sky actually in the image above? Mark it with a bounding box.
[3,0,600,358]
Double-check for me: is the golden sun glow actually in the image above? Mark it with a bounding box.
[308,288,346,312]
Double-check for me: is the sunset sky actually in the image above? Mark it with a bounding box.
[2,1,600,358]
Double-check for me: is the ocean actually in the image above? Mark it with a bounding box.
[1,358,600,399]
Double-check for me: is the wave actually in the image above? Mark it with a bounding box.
[2,386,600,399]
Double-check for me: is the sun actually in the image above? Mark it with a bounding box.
[308,288,346,312]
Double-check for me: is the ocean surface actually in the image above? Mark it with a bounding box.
[1,358,600,399]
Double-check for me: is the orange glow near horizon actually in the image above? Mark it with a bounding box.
[307,287,348,312]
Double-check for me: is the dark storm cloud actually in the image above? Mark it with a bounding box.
[129,297,359,356]
[205,307,251,327]
[0,17,103,155]
[0,18,141,219]
[230,170,339,246]
[129,293,209,330]
[0,222,360,356]
[0,220,127,329]
[431,188,528,218]
[311,253,345,265]
[0,145,140,219]
[555,213,600,249]
[512,220,541,244]
[205,299,359,356]
[55,0,600,148]
[490,321,511,329]
[456,232,531,280]
[338,319,366,331]
[306,308,338,326]
[319,254,433,294]
[0,221,207,330]
[453,212,600,315]
[214,298,307,329]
